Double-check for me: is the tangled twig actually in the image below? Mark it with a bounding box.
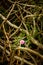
[0,14,43,49]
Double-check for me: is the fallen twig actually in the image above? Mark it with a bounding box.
[0,14,43,49]
[14,56,34,65]
[16,47,43,59]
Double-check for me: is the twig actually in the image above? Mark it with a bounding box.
[5,5,12,13]
[24,15,35,18]
[2,2,16,25]
[33,17,36,36]
[2,24,9,43]
[38,14,43,20]
[24,51,37,65]
[0,45,10,55]
[17,2,42,9]
[14,56,34,65]
[0,14,43,49]
[17,4,28,31]
[9,23,22,38]
[8,0,15,4]
[16,47,43,59]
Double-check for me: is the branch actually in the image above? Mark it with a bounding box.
[16,47,43,59]
[14,56,34,65]
[2,2,16,25]
[0,45,10,55]
[0,14,43,49]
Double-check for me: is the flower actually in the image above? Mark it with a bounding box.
[20,40,25,44]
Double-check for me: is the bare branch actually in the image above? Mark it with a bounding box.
[0,14,43,49]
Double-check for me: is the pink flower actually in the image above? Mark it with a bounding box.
[20,40,25,44]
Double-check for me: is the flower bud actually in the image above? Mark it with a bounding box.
[20,40,25,44]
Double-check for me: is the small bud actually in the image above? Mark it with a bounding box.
[20,40,25,44]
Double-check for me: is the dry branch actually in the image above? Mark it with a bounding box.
[16,47,43,59]
[14,56,34,65]
[0,14,43,49]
